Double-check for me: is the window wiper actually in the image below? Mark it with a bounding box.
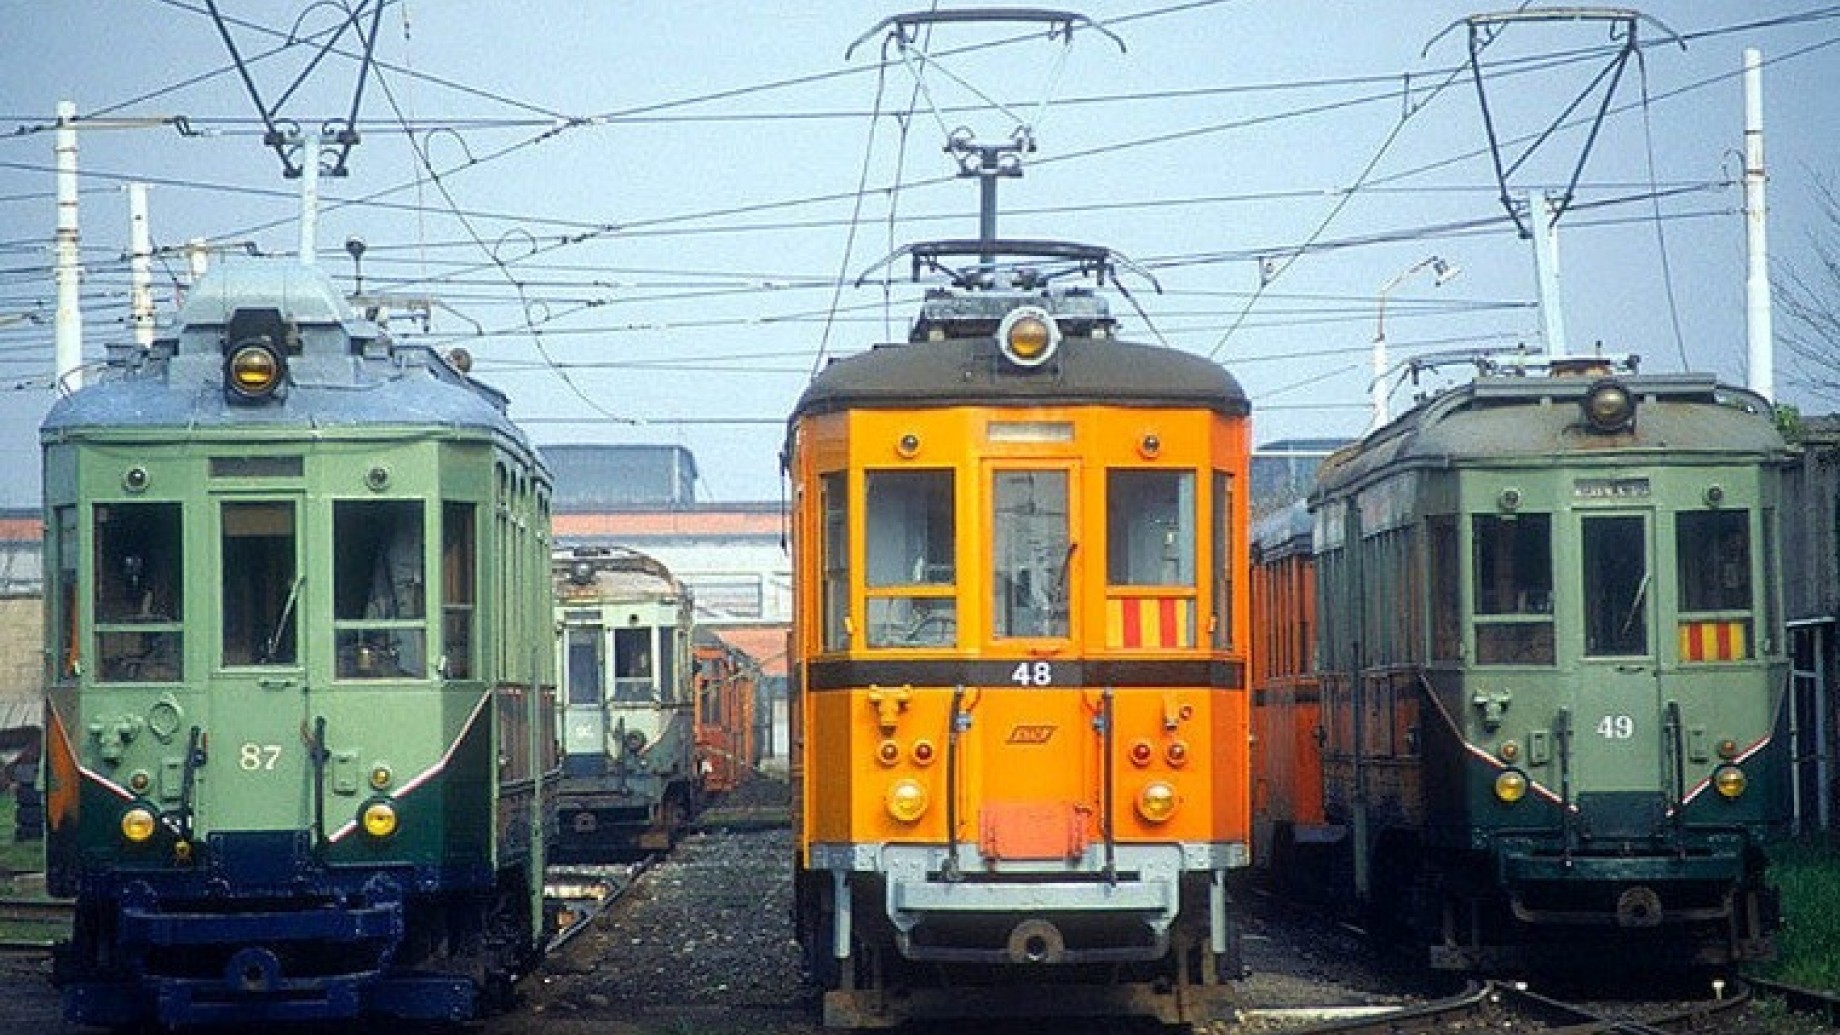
[263,573,304,662]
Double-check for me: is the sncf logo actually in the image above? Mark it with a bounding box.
[1006,724,1057,745]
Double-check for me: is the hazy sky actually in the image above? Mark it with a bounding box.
[1,2,1835,504]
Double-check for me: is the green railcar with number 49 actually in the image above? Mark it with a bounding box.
[41,258,558,1027]
[1293,355,1788,972]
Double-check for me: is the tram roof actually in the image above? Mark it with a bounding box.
[790,333,1248,422]
[1315,370,1787,497]
[42,260,539,463]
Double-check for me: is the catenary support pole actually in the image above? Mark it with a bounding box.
[54,100,83,391]
[1744,48,1773,401]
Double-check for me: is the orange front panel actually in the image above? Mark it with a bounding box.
[803,683,1247,850]
[791,398,1252,860]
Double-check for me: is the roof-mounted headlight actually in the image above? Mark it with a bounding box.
[224,339,287,402]
[998,305,1061,369]
[1581,378,1636,433]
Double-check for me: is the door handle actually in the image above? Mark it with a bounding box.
[257,676,297,691]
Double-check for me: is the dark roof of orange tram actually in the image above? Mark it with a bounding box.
[791,334,1249,422]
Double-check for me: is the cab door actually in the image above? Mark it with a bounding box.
[971,463,1089,860]
[1572,510,1668,838]
[201,495,311,833]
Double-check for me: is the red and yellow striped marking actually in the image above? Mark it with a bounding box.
[1107,597,1193,649]
[1679,620,1746,662]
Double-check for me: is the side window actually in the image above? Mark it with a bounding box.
[865,470,956,648]
[222,501,297,666]
[1472,513,1555,665]
[1677,509,1752,661]
[660,627,680,704]
[821,472,849,651]
[1427,515,1460,661]
[993,470,1071,640]
[442,501,476,679]
[1213,472,1232,649]
[333,500,426,678]
[52,507,76,682]
[94,502,183,682]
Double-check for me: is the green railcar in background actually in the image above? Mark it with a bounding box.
[1306,357,1789,971]
[553,546,700,858]
[41,259,557,1026]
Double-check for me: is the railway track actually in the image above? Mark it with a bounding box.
[0,863,642,961]
[1248,978,1761,1035]
[543,857,654,955]
[0,892,71,956]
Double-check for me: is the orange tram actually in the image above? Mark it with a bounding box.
[785,245,1251,1027]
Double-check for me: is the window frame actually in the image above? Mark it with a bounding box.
[989,464,1076,643]
[863,468,958,649]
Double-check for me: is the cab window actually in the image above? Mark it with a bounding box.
[1676,509,1752,661]
[333,500,426,678]
[1106,469,1197,648]
[865,470,956,647]
[1108,470,1193,585]
[94,502,183,682]
[614,626,654,702]
[1473,513,1555,665]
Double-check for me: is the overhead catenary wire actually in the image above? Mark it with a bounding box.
[0,2,1832,450]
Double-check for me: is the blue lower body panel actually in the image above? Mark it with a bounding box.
[59,833,506,1027]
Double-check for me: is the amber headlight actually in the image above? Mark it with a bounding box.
[998,306,1061,369]
[1137,781,1178,823]
[361,800,399,838]
[1494,769,1529,804]
[1714,765,1747,800]
[224,341,286,401]
[1581,378,1635,433]
[885,779,928,823]
[120,806,157,843]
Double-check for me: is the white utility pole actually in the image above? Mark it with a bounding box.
[53,100,83,391]
[128,183,155,350]
[1743,48,1773,402]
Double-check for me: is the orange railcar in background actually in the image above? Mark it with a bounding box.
[1249,501,1333,895]
[694,631,759,795]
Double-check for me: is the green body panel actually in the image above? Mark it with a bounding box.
[1311,372,1791,880]
[43,425,554,894]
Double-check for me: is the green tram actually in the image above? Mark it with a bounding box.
[553,546,700,857]
[1304,357,1787,971]
[41,259,557,1025]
